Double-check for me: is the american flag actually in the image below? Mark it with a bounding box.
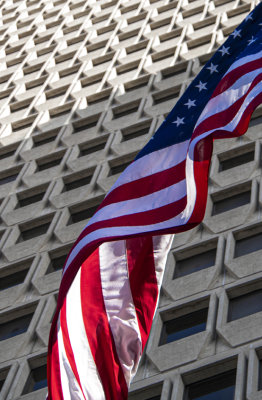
[47,4,262,399]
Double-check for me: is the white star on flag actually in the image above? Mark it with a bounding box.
[232,29,241,38]
[219,46,230,56]
[248,36,256,46]
[207,63,218,74]
[184,99,196,109]
[195,81,207,92]
[172,116,185,126]
[245,14,253,21]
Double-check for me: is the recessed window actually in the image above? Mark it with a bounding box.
[110,161,132,176]
[184,369,236,400]
[112,100,140,119]
[0,367,9,392]
[23,364,47,393]
[0,261,31,290]
[68,205,98,225]
[153,86,180,105]
[19,222,50,242]
[219,150,254,171]
[73,114,101,133]
[121,120,151,142]
[0,146,17,160]
[33,135,56,147]
[235,231,262,257]
[124,75,149,92]
[212,189,251,215]
[64,174,92,191]
[37,156,62,171]
[0,312,34,341]
[79,141,105,157]
[47,247,72,273]
[258,359,262,391]
[0,172,18,185]
[160,308,208,345]
[227,288,262,322]
[17,189,45,208]
[174,249,216,278]
[128,384,162,400]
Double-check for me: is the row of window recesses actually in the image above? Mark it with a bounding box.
[2,211,262,288]
[129,361,262,400]
[0,280,262,342]
[0,139,256,188]
[0,164,254,215]
[1,287,262,397]
[0,360,260,398]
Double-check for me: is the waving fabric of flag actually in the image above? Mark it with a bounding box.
[47,3,262,399]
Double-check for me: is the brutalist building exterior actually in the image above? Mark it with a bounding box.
[0,0,261,399]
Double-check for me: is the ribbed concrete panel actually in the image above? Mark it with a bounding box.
[0,0,261,399]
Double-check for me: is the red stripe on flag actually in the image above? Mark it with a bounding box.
[80,248,128,399]
[77,195,187,242]
[99,159,186,208]
[126,236,158,350]
[47,324,64,400]
[188,91,262,227]
[212,57,262,98]
[193,73,262,139]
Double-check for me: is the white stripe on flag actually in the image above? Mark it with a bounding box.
[57,316,85,400]
[152,235,174,290]
[99,240,142,386]
[226,49,262,75]
[197,68,262,126]
[92,179,186,223]
[108,139,189,192]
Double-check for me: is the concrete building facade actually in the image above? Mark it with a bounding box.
[0,0,261,399]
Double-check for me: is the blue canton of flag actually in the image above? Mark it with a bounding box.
[47,3,262,400]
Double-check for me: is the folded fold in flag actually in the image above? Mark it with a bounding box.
[47,4,262,399]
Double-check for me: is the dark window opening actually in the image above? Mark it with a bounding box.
[184,369,236,400]
[219,150,254,171]
[17,191,45,207]
[68,206,98,225]
[73,117,100,133]
[122,122,151,142]
[0,267,29,290]
[113,102,140,119]
[258,359,262,391]
[212,190,251,215]
[0,173,18,185]
[19,223,50,241]
[174,249,216,278]
[160,308,208,345]
[122,126,149,141]
[22,364,47,394]
[153,88,179,105]
[227,288,262,322]
[0,148,16,160]
[38,157,62,171]
[235,232,262,257]
[47,253,68,273]
[110,161,131,176]
[33,136,55,147]
[79,142,105,157]
[0,376,4,391]
[0,312,34,341]
[64,175,92,191]
[0,368,9,392]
